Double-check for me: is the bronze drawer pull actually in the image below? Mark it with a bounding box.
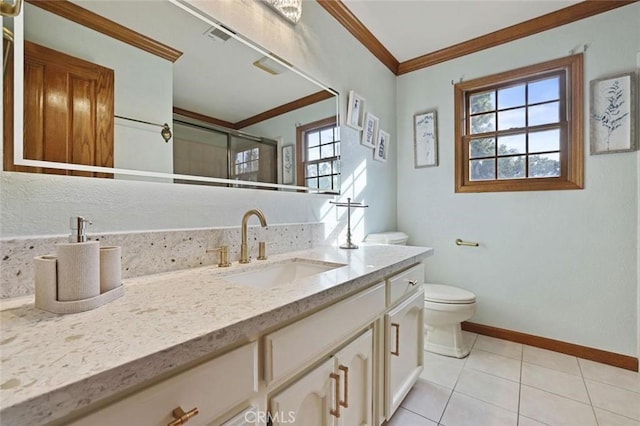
[168,406,199,426]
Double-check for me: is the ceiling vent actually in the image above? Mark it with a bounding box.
[204,26,234,42]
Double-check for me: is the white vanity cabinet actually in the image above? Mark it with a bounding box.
[60,261,427,426]
[269,330,373,426]
[384,289,425,418]
[68,342,258,426]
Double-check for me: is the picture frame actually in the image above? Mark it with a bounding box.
[282,145,294,185]
[590,72,636,155]
[414,110,438,167]
[361,112,379,148]
[346,90,366,130]
[374,129,389,162]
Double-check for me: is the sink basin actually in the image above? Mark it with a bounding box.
[223,258,345,289]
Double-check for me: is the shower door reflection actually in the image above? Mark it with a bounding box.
[172,121,277,187]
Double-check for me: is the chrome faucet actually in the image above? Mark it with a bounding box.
[240,209,268,263]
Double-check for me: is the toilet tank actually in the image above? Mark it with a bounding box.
[364,232,409,245]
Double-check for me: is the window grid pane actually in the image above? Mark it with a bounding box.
[303,123,340,192]
[466,70,565,182]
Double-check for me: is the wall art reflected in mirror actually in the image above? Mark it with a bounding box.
[4,0,339,193]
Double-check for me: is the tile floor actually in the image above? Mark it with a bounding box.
[389,332,640,426]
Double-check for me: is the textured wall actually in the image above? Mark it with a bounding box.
[1,222,324,298]
[396,4,640,356]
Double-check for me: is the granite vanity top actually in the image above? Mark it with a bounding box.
[0,244,432,425]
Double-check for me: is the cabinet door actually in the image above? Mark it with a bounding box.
[334,330,373,426]
[270,358,338,426]
[384,289,424,419]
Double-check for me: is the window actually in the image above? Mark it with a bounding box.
[234,148,260,180]
[454,54,583,193]
[296,117,340,193]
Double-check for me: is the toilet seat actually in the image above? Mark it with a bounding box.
[424,284,476,304]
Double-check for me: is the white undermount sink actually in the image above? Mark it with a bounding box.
[223,258,345,289]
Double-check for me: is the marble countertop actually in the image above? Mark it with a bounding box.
[0,244,432,425]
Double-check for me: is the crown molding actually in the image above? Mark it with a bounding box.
[175,91,336,130]
[235,90,335,129]
[26,0,183,63]
[173,107,236,130]
[316,0,399,74]
[317,0,638,76]
[398,0,637,75]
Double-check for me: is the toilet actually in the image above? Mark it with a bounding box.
[365,232,477,358]
[423,284,476,358]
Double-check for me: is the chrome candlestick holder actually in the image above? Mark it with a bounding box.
[330,198,369,249]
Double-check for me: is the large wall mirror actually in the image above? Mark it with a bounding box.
[4,0,340,193]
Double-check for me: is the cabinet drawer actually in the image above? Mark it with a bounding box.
[265,282,385,384]
[387,263,424,307]
[69,342,258,426]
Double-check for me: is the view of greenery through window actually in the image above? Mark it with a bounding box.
[467,73,563,181]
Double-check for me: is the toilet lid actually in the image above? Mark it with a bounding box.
[424,284,476,304]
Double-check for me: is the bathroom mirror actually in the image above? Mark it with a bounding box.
[6,0,339,192]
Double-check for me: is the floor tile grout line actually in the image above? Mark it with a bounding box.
[579,374,640,395]
[521,358,640,396]
[517,340,523,426]
[474,334,524,361]
[520,358,582,378]
[399,405,442,424]
[595,406,640,423]
[436,333,475,425]
[519,414,553,426]
[518,381,597,407]
[452,388,520,414]
[463,364,521,384]
[578,358,600,426]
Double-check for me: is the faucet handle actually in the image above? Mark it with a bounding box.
[206,245,231,267]
[257,241,267,261]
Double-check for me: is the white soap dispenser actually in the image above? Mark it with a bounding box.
[55,216,101,301]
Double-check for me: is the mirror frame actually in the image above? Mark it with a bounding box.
[10,0,340,192]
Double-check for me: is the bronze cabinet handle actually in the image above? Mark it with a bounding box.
[338,365,349,408]
[391,323,400,356]
[408,279,418,286]
[168,406,199,426]
[330,372,341,417]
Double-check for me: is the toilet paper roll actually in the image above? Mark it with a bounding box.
[56,241,100,301]
[35,255,58,310]
[100,246,122,293]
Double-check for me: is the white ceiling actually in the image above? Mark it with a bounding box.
[341,0,581,63]
[67,1,325,123]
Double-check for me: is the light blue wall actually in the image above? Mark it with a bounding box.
[396,4,640,356]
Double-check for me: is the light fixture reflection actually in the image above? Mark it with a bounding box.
[262,0,302,24]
